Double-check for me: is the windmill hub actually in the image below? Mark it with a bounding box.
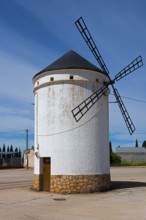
[104,79,115,86]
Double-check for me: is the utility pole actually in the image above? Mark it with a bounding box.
[26,129,29,169]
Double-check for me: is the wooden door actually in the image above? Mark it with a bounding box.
[43,157,51,191]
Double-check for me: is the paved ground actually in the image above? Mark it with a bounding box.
[0,167,146,220]
[0,168,32,190]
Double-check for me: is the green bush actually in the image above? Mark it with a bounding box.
[110,152,121,166]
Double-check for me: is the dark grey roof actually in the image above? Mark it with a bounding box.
[33,50,106,79]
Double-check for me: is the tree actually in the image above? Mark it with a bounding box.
[135,139,138,147]
[14,147,19,157]
[10,145,13,152]
[18,148,21,157]
[2,144,6,158]
[142,140,146,149]
[109,141,113,164]
[7,146,10,152]
[109,141,121,166]
[7,146,11,158]
[9,145,14,157]
[109,141,113,153]
[2,144,6,152]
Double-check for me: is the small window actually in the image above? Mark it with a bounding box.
[50,77,54,81]
[70,75,74,80]
[37,81,39,86]
[96,78,99,83]
[43,157,51,164]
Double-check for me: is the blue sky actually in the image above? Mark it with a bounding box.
[0,0,146,151]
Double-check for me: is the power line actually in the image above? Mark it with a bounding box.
[0,129,25,134]
[0,129,34,134]
[110,94,146,103]
[110,132,146,135]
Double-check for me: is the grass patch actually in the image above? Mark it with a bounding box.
[120,161,146,166]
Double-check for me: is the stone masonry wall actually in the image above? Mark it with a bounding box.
[33,174,111,193]
[33,174,43,191]
[50,175,110,193]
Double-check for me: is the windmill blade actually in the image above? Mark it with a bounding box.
[113,88,135,135]
[72,85,108,122]
[114,56,143,82]
[75,17,109,75]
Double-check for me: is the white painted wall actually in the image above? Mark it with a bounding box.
[33,69,110,175]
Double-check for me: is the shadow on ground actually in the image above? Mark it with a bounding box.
[111,181,146,190]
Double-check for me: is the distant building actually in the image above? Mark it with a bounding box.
[24,147,34,169]
[116,147,146,162]
[0,152,21,168]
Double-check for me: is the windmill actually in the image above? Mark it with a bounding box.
[72,17,143,135]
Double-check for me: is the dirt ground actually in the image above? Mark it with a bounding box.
[0,167,146,220]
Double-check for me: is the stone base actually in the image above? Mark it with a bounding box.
[33,174,111,193]
[51,174,110,193]
[33,174,43,191]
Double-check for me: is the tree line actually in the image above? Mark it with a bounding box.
[0,144,21,158]
[117,139,146,148]
[135,139,146,148]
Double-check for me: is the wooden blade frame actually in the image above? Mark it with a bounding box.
[114,56,143,81]
[73,16,143,135]
[72,85,108,122]
[113,88,135,135]
[75,17,109,74]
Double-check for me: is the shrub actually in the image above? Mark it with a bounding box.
[110,152,121,166]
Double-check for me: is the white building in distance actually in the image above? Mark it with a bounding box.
[116,147,146,162]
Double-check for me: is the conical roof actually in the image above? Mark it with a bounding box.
[33,50,105,79]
